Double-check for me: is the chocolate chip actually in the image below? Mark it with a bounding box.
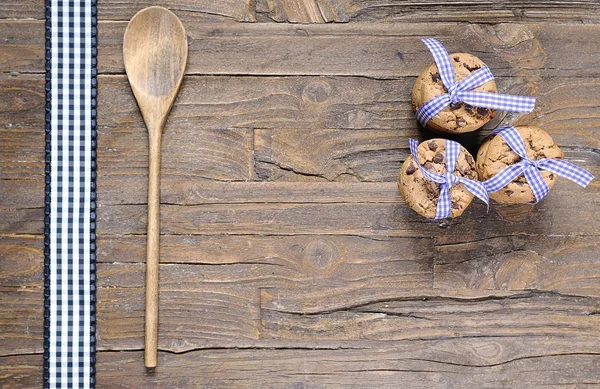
[549,173,555,180]
[406,163,417,175]
[449,102,461,111]
[431,72,441,83]
[424,162,434,171]
[515,181,525,186]
[456,118,467,127]
[428,140,438,151]
[506,190,514,196]
[465,154,474,166]
[433,153,444,163]
[464,63,481,72]
[451,202,461,209]
[453,56,460,62]
[464,104,475,115]
[477,107,489,116]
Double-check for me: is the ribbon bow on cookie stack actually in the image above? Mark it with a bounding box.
[409,138,489,219]
[482,126,595,203]
[416,38,537,127]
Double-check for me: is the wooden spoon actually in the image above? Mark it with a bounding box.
[123,6,187,368]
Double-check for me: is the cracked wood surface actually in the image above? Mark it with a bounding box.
[2,1,600,388]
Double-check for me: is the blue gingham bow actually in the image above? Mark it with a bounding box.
[483,126,595,203]
[416,38,537,126]
[409,138,488,219]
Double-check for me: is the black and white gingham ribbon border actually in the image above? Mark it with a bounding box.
[44,0,98,387]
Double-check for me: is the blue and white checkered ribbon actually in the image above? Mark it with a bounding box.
[483,126,594,203]
[415,38,537,127]
[409,138,488,219]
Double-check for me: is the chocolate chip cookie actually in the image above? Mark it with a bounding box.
[398,138,479,218]
[476,125,564,204]
[412,53,497,134]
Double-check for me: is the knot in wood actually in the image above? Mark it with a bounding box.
[302,80,331,104]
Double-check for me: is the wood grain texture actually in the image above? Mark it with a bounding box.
[4,0,600,23]
[256,0,600,23]
[2,1,600,387]
[3,233,600,354]
[3,21,600,79]
[3,73,599,137]
[1,74,599,186]
[3,338,600,388]
[0,0,257,22]
[3,180,600,239]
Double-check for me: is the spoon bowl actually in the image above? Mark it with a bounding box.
[124,6,187,132]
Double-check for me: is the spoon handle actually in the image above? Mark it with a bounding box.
[145,133,161,368]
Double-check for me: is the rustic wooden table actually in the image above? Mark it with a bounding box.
[2,1,600,388]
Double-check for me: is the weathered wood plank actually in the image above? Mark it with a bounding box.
[3,232,600,354]
[98,74,416,133]
[257,0,600,24]
[0,180,405,210]
[0,72,484,132]
[263,0,326,23]
[67,182,600,238]
[3,21,600,79]
[0,128,252,181]
[3,281,600,355]
[64,346,600,388]
[258,261,600,314]
[0,236,43,287]
[254,128,408,182]
[97,22,600,78]
[0,287,42,356]
[252,128,600,182]
[0,74,596,138]
[261,292,600,340]
[101,252,423,351]
[1,141,597,215]
[4,0,600,23]
[2,178,600,239]
[3,72,600,149]
[0,21,44,73]
[0,0,256,22]
[434,235,600,297]
[0,75,44,130]
[3,67,600,185]
[101,127,253,181]
[98,232,433,265]
[4,73,599,137]
[2,75,599,189]
[0,78,254,181]
[0,232,433,354]
[8,232,600,293]
[4,337,600,388]
[0,285,255,356]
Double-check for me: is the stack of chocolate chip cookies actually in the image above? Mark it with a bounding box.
[411,52,496,134]
[476,125,564,204]
[399,139,478,218]
[398,39,593,219]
